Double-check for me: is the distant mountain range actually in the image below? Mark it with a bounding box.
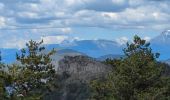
[0,48,19,63]
[45,39,124,57]
[151,30,170,60]
[2,30,170,64]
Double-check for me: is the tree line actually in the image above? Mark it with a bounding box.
[0,35,170,100]
[0,40,57,99]
[90,35,170,100]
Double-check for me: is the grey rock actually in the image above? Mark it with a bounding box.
[44,55,111,100]
[57,55,111,81]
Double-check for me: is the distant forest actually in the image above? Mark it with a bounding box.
[0,35,170,100]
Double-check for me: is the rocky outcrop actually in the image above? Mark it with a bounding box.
[57,56,111,81]
[44,55,111,100]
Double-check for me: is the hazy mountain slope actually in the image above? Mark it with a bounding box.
[0,48,19,63]
[51,49,85,70]
[67,40,124,57]
[151,30,170,60]
[46,39,124,58]
[3,31,170,64]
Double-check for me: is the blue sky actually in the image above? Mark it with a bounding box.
[0,0,169,48]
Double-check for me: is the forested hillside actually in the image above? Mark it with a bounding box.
[0,36,170,100]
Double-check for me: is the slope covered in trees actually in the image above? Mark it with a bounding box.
[0,36,170,100]
[0,40,57,99]
[90,35,170,100]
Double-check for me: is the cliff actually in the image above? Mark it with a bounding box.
[44,55,111,100]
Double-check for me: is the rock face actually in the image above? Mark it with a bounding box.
[57,56,111,81]
[51,49,85,70]
[44,55,111,100]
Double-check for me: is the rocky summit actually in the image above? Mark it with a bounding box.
[44,55,111,100]
[57,56,111,80]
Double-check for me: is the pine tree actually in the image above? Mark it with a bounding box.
[15,40,56,98]
[0,64,7,99]
[90,35,170,100]
[0,52,11,99]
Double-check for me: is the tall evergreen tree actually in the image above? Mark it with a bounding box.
[0,52,11,99]
[15,40,56,98]
[0,61,7,99]
[90,35,170,100]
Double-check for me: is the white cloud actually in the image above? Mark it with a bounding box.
[74,37,80,40]
[98,4,170,30]
[1,0,169,30]
[65,0,83,6]
[0,3,4,10]
[0,0,169,48]
[116,37,128,45]
[144,36,151,42]
[0,16,6,27]
[128,0,145,6]
[0,37,27,49]
[102,12,118,20]
[41,35,69,44]
[60,27,72,33]
[112,0,126,5]
[17,12,38,18]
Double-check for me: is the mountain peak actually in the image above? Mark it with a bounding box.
[162,30,170,37]
[151,30,170,45]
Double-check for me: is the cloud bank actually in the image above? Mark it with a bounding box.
[0,0,169,48]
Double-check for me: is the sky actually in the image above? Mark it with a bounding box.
[0,0,169,49]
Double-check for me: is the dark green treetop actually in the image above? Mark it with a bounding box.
[90,35,170,100]
[15,40,56,98]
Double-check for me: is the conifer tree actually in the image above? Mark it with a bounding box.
[90,35,170,100]
[15,40,56,97]
[0,61,7,99]
[0,52,11,99]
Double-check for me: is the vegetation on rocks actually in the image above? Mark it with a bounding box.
[0,36,170,100]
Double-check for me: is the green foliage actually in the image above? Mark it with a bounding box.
[1,35,170,100]
[0,69,8,100]
[0,52,11,100]
[90,79,115,100]
[11,40,57,99]
[90,35,170,100]
[0,40,57,100]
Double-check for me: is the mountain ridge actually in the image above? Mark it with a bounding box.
[2,31,170,64]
